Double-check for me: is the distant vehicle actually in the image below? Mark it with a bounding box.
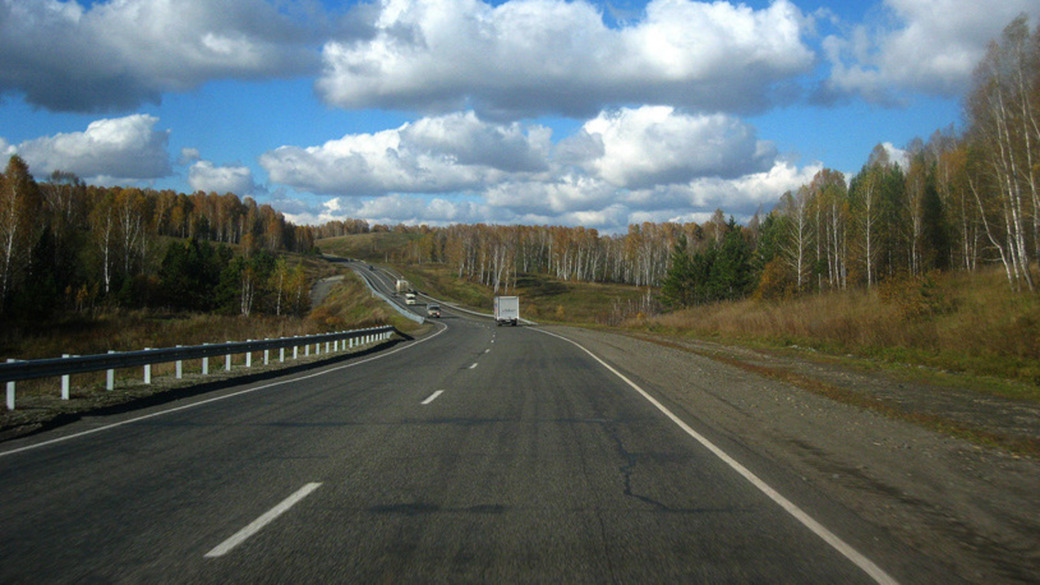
[427,304,441,318]
[405,292,417,305]
[395,279,411,295]
[368,265,374,270]
[494,296,519,326]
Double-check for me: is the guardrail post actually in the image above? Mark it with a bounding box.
[305,343,310,357]
[107,351,115,390]
[246,341,252,368]
[293,345,298,360]
[325,341,331,354]
[6,359,14,410]
[279,347,285,363]
[264,340,270,366]
[144,348,152,384]
[175,346,183,379]
[225,342,232,371]
[61,354,71,400]
[202,344,209,375]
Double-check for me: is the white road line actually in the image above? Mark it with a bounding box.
[468,363,478,369]
[533,328,899,585]
[0,323,450,459]
[205,482,322,558]
[421,390,444,405]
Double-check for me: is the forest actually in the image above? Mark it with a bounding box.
[389,17,1040,305]
[1,17,1037,324]
[0,162,318,321]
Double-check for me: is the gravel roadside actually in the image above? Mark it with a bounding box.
[546,325,1040,585]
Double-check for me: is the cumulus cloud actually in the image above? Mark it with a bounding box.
[260,112,552,196]
[559,106,776,188]
[12,114,171,182]
[316,0,813,118]
[178,148,202,165]
[261,105,812,231]
[0,0,321,112]
[818,0,1039,102]
[188,160,257,195]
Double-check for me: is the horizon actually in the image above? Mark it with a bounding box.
[2,0,1036,233]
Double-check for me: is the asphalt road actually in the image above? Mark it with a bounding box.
[0,267,921,583]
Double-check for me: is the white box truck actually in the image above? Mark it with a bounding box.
[395,279,410,295]
[494,296,520,326]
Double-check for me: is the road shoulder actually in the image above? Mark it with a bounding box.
[545,325,1040,585]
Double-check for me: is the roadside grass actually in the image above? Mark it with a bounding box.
[318,234,1037,399]
[316,232,421,262]
[308,270,424,335]
[397,264,495,311]
[0,262,417,407]
[394,263,650,325]
[630,267,1040,398]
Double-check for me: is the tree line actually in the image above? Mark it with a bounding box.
[3,16,1036,319]
[0,162,316,320]
[392,16,1040,305]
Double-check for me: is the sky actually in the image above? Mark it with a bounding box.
[1,0,1038,233]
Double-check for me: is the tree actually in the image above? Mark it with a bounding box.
[0,156,42,313]
[966,15,1039,291]
[779,188,813,292]
[660,234,695,308]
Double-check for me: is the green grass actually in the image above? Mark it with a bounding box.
[393,263,651,325]
[316,232,421,262]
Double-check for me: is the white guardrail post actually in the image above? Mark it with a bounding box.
[144,349,152,385]
[6,359,14,410]
[107,351,115,390]
[61,355,70,400]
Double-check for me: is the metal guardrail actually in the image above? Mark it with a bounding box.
[353,266,426,325]
[2,325,396,410]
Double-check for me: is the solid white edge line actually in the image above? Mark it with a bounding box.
[468,363,478,369]
[204,482,322,558]
[532,327,899,585]
[421,390,445,405]
[0,323,450,459]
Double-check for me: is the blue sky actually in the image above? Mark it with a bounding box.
[1,0,1037,232]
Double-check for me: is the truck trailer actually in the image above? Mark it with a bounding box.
[395,279,410,295]
[494,296,520,326]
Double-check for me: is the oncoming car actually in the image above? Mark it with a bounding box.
[427,304,441,318]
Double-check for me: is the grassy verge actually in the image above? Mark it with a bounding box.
[317,232,422,262]
[395,264,652,325]
[0,262,419,437]
[631,268,1040,391]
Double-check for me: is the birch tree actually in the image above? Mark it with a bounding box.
[0,156,42,311]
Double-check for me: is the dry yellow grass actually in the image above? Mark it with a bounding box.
[632,267,1040,383]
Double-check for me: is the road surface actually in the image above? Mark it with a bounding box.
[0,266,960,583]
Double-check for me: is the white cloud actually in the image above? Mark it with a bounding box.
[819,0,1040,101]
[260,112,551,196]
[188,160,256,195]
[263,106,817,231]
[0,0,320,112]
[12,114,171,182]
[559,106,776,188]
[316,0,813,118]
[178,147,202,165]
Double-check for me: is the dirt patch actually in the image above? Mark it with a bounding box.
[548,325,1040,585]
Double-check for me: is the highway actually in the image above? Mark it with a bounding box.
[0,265,915,583]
